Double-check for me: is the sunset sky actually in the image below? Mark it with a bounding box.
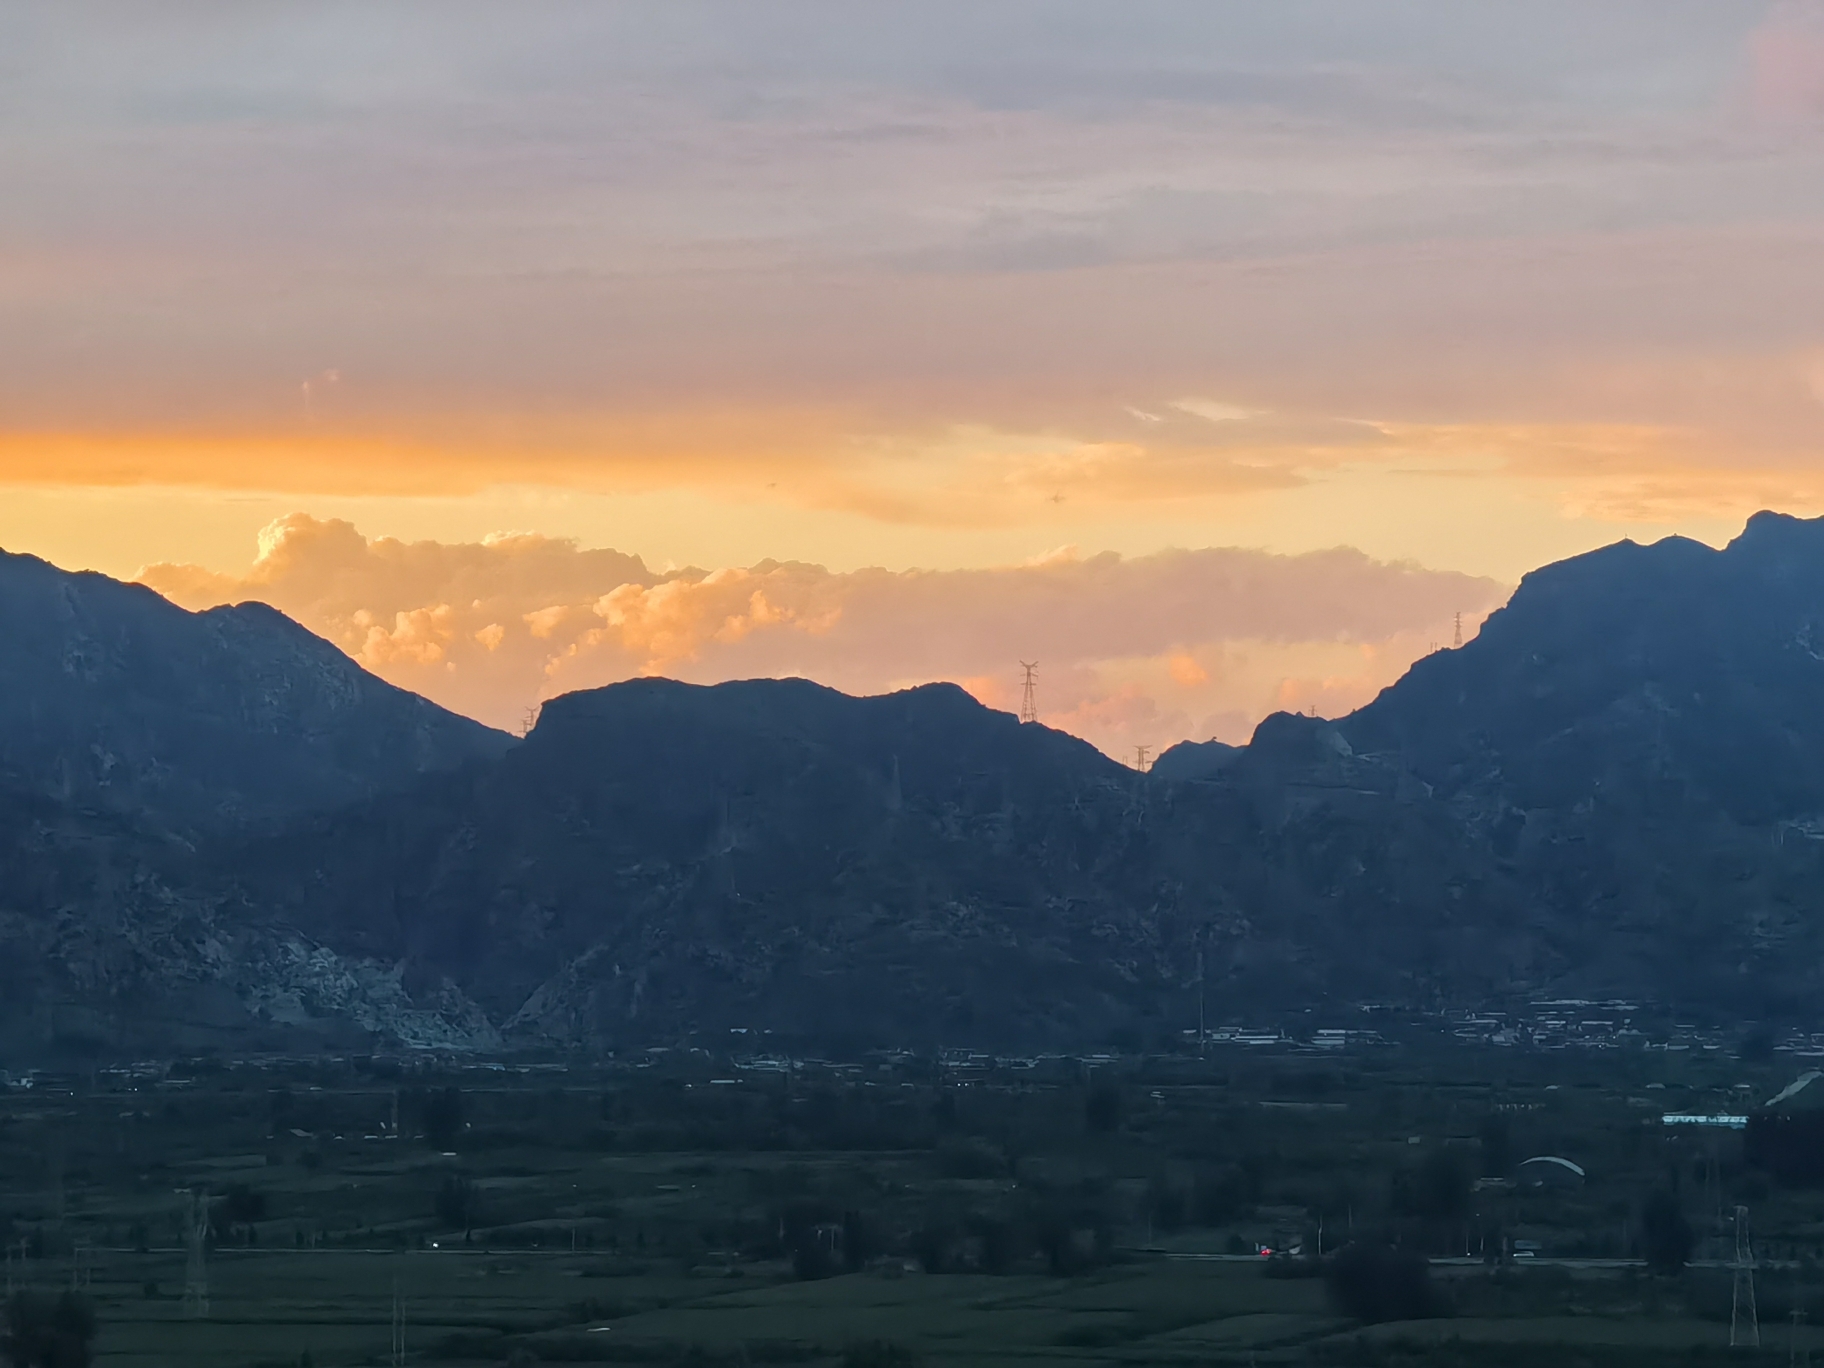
[8,3,1824,754]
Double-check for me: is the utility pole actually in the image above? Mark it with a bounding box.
[391,1265,405,1367]
[1453,612,1463,649]
[1133,745,1151,773]
[182,1189,209,1319]
[1018,662,1038,725]
[1732,1204,1759,1349]
[1196,945,1206,1051]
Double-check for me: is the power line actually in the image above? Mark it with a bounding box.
[1018,662,1038,725]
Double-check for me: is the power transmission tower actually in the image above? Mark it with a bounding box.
[1453,612,1463,649]
[1018,662,1038,724]
[182,1189,210,1319]
[1732,1204,1759,1348]
[1133,745,1151,773]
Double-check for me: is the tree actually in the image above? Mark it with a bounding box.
[842,1342,917,1368]
[1146,1174,1188,1233]
[1477,1114,1513,1179]
[1191,1165,1249,1227]
[966,1213,1018,1274]
[2,1291,96,1368]
[1324,1243,1442,1324]
[910,1220,951,1275]
[1746,1111,1824,1187]
[841,1210,880,1273]
[268,1087,294,1138]
[418,1087,465,1149]
[791,1239,838,1281]
[1739,1025,1777,1063]
[1640,1188,1695,1274]
[1032,1201,1111,1276]
[1394,1149,1470,1223]
[1083,1083,1122,1135]
[219,1183,267,1226]
[435,1174,477,1231]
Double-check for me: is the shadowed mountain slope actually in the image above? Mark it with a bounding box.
[17,517,1824,1054]
[0,548,512,831]
[230,675,1532,1048]
[1309,510,1824,1012]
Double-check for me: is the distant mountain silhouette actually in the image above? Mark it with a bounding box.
[12,516,1824,1056]
[227,668,1539,1048]
[235,677,1159,1047]
[1150,738,1238,782]
[1319,509,1824,1012]
[0,548,511,831]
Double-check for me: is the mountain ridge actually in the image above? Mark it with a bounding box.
[0,546,513,833]
[11,517,1824,1055]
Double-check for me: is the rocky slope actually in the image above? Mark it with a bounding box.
[0,549,514,1056]
[1326,509,1824,1014]
[14,515,1824,1055]
[227,676,1532,1049]
[0,549,511,832]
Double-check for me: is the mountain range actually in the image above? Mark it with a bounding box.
[7,513,1824,1058]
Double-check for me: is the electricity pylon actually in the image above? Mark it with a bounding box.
[1732,1204,1759,1349]
[182,1189,210,1319]
[1018,662,1038,724]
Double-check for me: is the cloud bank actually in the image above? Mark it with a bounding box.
[141,515,1507,756]
[7,3,1824,592]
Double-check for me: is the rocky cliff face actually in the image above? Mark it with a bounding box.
[1322,510,1824,1014]
[13,517,1824,1057]
[230,676,1536,1049]
[0,549,514,1056]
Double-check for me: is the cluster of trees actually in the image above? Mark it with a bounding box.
[2,1292,95,1368]
[1744,1111,1824,1187]
[774,1194,1115,1280]
[1639,1188,1695,1274]
[434,1174,478,1232]
[1324,1244,1442,1323]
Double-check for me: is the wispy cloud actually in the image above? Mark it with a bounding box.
[4,4,1823,585]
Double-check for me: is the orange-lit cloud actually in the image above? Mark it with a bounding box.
[140,514,1505,756]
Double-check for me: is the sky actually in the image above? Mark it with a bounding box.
[8,3,1824,753]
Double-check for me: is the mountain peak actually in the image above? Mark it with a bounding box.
[0,548,511,830]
